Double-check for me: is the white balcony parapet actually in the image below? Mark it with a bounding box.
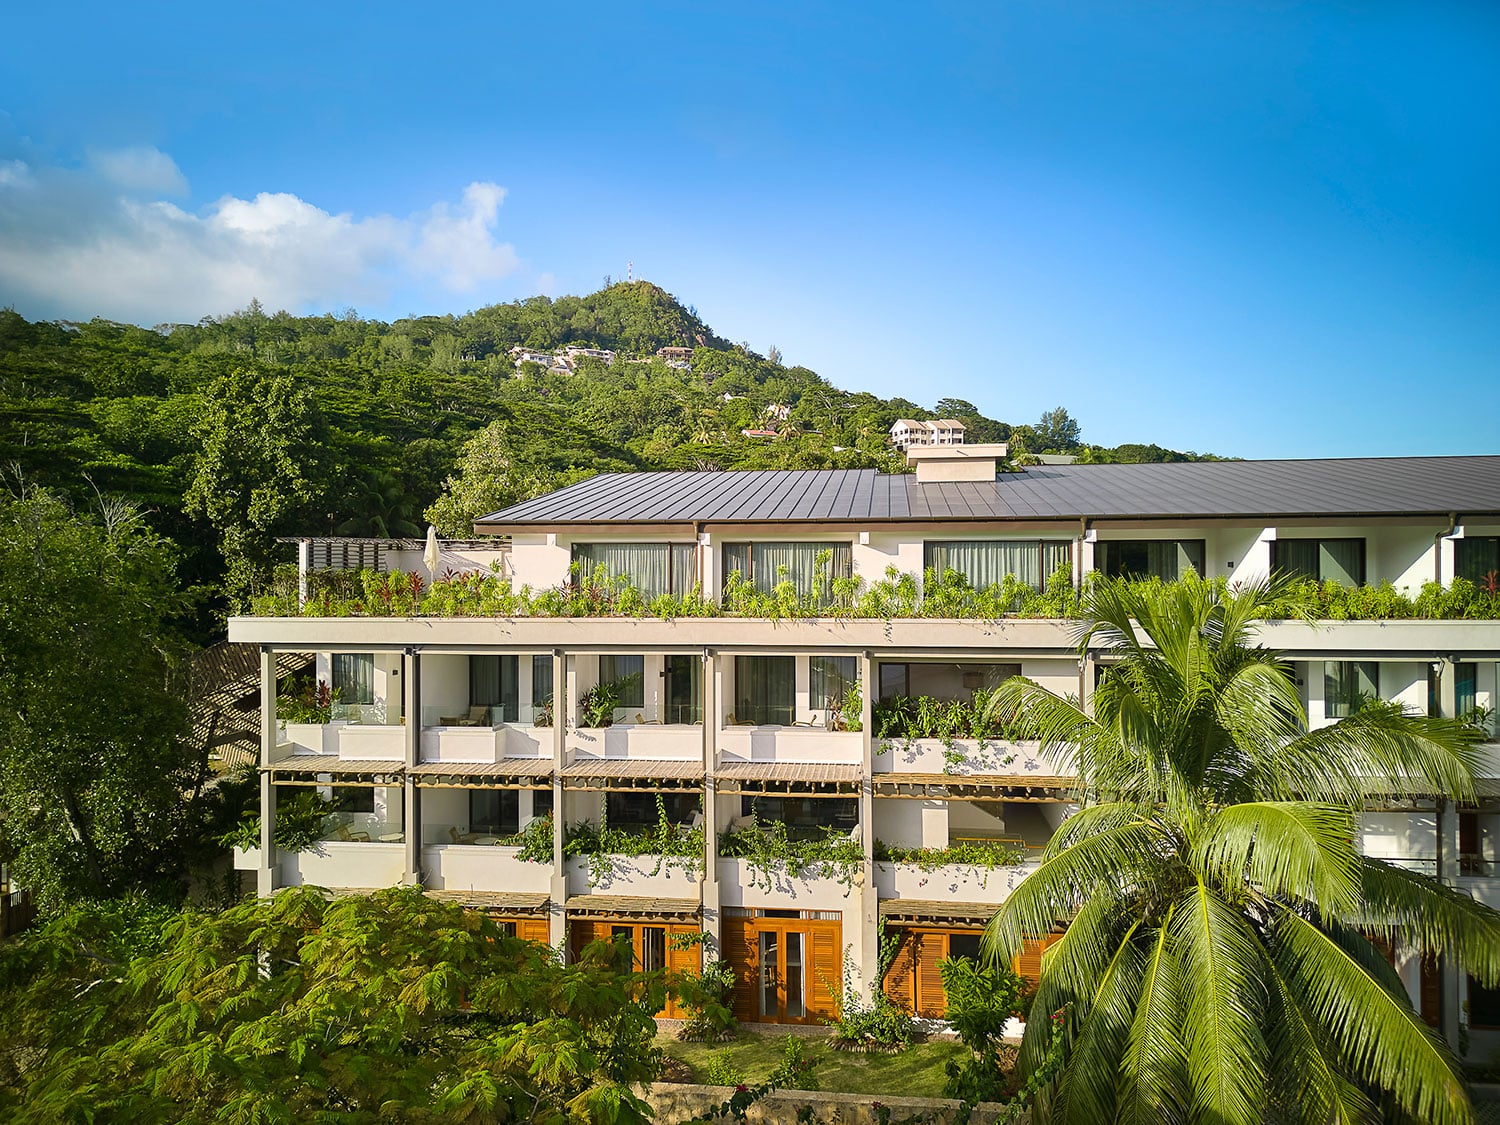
[717,857,859,907]
[564,855,702,897]
[873,738,1073,778]
[424,845,553,895]
[873,859,1038,906]
[280,842,404,887]
[717,726,862,765]
[566,725,702,761]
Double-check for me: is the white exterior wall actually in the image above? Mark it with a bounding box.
[509,533,572,590]
[855,532,924,585]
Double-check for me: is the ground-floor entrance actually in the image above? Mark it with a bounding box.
[570,918,701,1018]
[721,908,841,1025]
[884,925,1062,1019]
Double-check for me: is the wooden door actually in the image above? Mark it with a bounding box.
[724,914,840,1024]
[516,918,551,945]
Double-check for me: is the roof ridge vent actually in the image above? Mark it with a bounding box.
[906,442,1008,483]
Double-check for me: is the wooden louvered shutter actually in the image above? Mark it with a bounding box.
[809,925,840,1022]
[916,932,947,1018]
[1420,956,1441,1028]
[571,920,608,961]
[1013,934,1061,983]
[883,929,917,1014]
[722,918,757,1022]
[664,926,701,1019]
[517,919,550,945]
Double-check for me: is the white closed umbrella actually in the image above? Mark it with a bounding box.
[423,525,441,576]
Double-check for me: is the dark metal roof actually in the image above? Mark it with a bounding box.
[474,457,1500,529]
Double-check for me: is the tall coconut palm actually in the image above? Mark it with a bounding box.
[984,574,1500,1125]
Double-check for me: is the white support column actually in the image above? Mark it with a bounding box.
[549,650,569,951]
[701,649,721,958]
[258,647,278,898]
[402,647,422,885]
[856,649,879,996]
[296,539,310,610]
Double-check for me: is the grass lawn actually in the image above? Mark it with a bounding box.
[657,1031,972,1098]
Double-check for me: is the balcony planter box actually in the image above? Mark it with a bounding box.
[565,855,701,896]
[873,860,1034,905]
[716,856,860,908]
[232,846,262,871]
[873,738,1071,777]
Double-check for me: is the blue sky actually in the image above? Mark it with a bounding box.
[1,2,1497,458]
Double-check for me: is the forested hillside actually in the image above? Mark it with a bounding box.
[0,281,1218,636]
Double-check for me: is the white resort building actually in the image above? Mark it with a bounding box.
[229,446,1500,1046]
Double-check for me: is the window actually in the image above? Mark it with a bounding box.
[605,791,700,827]
[723,542,852,598]
[1096,540,1205,581]
[1325,661,1379,718]
[532,787,553,820]
[1271,539,1365,585]
[878,663,909,701]
[470,789,519,835]
[923,540,1071,590]
[332,653,374,705]
[572,542,696,599]
[665,654,702,724]
[469,655,518,722]
[947,932,983,964]
[335,787,375,814]
[735,656,795,725]
[1456,662,1477,719]
[1470,976,1500,1029]
[531,654,553,711]
[811,656,857,710]
[741,796,857,833]
[1456,537,1500,584]
[598,655,644,708]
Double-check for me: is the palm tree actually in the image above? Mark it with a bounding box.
[985,575,1500,1124]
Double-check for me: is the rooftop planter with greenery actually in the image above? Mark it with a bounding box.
[247,564,1500,622]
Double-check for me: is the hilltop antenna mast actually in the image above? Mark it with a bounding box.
[627,260,633,283]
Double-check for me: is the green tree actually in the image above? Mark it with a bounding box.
[0,886,665,1123]
[1033,406,1082,452]
[0,487,197,909]
[185,366,324,606]
[985,575,1500,1124]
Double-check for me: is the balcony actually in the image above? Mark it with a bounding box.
[278,723,404,760]
[280,840,405,888]
[873,856,1036,906]
[564,854,702,896]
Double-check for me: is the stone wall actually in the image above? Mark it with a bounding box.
[640,1082,1023,1125]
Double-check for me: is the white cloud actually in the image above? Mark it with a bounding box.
[0,150,521,324]
[89,146,188,196]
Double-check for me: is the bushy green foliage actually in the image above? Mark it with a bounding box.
[564,795,704,885]
[673,939,740,1042]
[718,821,865,891]
[703,1049,747,1086]
[0,886,667,1123]
[218,790,339,854]
[874,688,1021,741]
[872,840,1027,870]
[274,673,336,723]
[939,956,1030,1102]
[0,487,205,911]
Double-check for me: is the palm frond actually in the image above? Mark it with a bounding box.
[1116,910,1190,1125]
[1193,802,1362,915]
[1051,926,1144,1124]
[1169,878,1268,1125]
[1270,907,1472,1125]
[985,821,1168,965]
[1262,934,1379,1125]
[1353,858,1500,984]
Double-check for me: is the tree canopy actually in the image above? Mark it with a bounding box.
[0,887,667,1124]
[0,485,206,910]
[984,575,1500,1125]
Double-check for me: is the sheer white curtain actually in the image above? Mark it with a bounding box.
[924,540,1072,589]
[573,543,692,598]
[723,542,852,596]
